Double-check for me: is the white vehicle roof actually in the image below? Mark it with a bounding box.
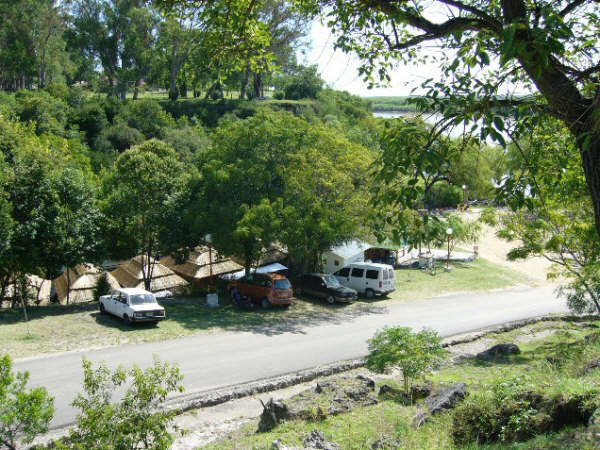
[114,287,154,296]
[344,262,394,270]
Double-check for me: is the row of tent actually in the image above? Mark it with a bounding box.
[1,246,287,307]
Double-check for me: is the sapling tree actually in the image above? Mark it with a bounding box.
[366,327,446,399]
[0,355,55,450]
[68,358,184,450]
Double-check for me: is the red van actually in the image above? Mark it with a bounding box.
[229,273,294,308]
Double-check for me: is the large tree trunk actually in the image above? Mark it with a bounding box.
[581,138,600,235]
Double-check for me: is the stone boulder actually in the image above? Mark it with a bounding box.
[476,343,521,361]
[303,430,340,450]
[413,383,467,427]
[258,375,377,432]
[370,433,402,449]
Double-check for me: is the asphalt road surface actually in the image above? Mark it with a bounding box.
[14,284,566,429]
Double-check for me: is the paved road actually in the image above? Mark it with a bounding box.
[14,284,566,429]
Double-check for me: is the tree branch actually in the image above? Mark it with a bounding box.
[559,0,589,17]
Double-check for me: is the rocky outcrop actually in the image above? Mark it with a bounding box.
[413,383,467,427]
[303,430,340,450]
[476,343,521,361]
[258,375,377,432]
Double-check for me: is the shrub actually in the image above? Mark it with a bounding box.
[119,99,174,139]
[93,273,112,300]
[71,101,109,143]
[0,354,55,449]
[366,327,446,396]
[15,90,69,136]
[68,358,184,450]
[94,122,145,153]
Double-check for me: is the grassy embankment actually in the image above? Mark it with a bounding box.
[0,259,528,359]
[365,96,419,112]
[204,320,600,449]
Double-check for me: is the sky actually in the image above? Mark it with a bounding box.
[300,21,445,98]
[300,20,532,99]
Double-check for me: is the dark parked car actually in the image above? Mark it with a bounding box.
[294,273,357,304]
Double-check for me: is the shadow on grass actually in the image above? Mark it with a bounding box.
[1,292,389,337]
[158,294,388,336]
[0,302,99,325]
[92,311,160,332]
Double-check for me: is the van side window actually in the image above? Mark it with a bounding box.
[351,268,364,278]
[366,269,378,279]
[336,268,350,277]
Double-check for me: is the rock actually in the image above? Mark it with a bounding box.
[303,430,340,450]
[584,332,600,344]
[271,439,300,450]
[583,359,600,374]
[258,376,377,432]
[370,433,402,449]
[411,382,433,400]
[476,343,521,361]
[589,409,600,426]
[412,383,467,427]
[378,384,411,405]
[258,398,291,432]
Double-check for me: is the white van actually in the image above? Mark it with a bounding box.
[333,262,396,298]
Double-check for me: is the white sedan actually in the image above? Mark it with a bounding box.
[99,287,166,324]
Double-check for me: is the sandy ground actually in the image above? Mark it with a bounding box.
[467,211,554,285]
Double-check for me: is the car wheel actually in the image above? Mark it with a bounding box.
[261,298,270,309]
[365,288,375,299]
[326,295,336,304]
[99,303,106,314]
[123,314,132,324]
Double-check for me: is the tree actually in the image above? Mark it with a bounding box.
[102,139,189,290]
[192,110,373,272]
[491,118,600,314]
[375,118,462,211]
[280,64,323,100]
[299,0,600,238]
[0,0,69,91]
[366,327,446,398]
[0,354,55,450]
[68,358,184,450]
[0,116,100,308]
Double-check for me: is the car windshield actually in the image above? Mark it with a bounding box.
[324,275,341,287]
[129,294,157,305]
[274,279,291,290]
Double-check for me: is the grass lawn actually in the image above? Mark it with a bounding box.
[0,259,528,360]
[203,320,600,449]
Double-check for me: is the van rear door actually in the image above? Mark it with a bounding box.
[382,267,396,292]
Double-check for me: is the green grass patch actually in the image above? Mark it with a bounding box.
[392,258,529,301]
[204,321,600,449]
[0,258,527,359]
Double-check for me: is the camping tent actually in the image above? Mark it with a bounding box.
[111,255,188,293]
[160,246,243,286]
[1,274,52,308]
[54,263,119,304]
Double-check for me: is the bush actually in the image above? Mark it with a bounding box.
[68,358,184,450]
[119,99,174,138]
[93,273,112,301]
[71,101,109,144]
[366,327,446,396]
[15,90,69,136]
[282,65,324,100]
[0,354,55,449]
[452,375,599,445]
[94,122,145,153]
[424,183,463,209]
